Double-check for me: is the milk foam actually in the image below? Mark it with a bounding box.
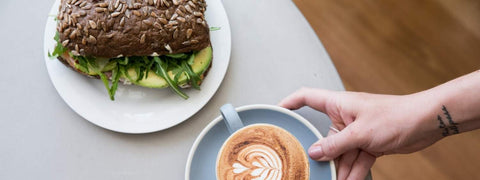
[231,144,282,180]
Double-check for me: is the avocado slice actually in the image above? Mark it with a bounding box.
[74,57,117,76]
[124,46,213,88]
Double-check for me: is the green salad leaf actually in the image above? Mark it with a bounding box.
[48,32,67,59]
[166,53,189,59]
[210,27,221,31]
[153,56,189,99]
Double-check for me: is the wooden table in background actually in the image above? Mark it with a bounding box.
[293,0,480,179]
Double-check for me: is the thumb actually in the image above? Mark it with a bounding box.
[308,127,360,161]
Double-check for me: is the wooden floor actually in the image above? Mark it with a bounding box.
[293,0,480,179]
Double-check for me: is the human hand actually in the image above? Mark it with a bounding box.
[279,88,445,180]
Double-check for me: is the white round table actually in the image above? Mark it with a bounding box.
[0,0,345,179]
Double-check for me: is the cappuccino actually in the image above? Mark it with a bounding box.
[216,124,309,180]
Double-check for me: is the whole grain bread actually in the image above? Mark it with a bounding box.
[57,0,210,58]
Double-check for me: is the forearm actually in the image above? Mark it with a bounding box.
[419,70,480,136]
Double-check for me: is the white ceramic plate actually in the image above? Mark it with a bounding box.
[43,0,231,133]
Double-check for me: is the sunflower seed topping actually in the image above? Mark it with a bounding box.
[175,9,185,17]
[111,12,121,17]
[153,22,162,29]
[165,44,172,53]
[120,17,125,26]
[61,40,70,47]
[115,4,123,12]
[173,29,179,39]
[79,1,87,7]
[188,1,196,8]
[88,20,97,29]
[186,29,193,39]
[95,7,107,13]
[81,4,92,10]
[159,17,168,24]
[71,50,80,56]
[114,0,120,9]
[64,29,72,37]
[69,29,78,39]
[177,16,185,23]
[58,0,210,58]
[106,32,116,38]
[97,3,108,8]
[132,10,141,17]
[143,19,153,26]
[133,3,142,9]
[193,11,202,17]
[87,35,97,44]
[140,34,146,44]
[185,5,193,13]
[170,13,178,21]
[78,10,86,16]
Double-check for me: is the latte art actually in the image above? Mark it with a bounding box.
[232,144,283,180]
[217,124,309,180]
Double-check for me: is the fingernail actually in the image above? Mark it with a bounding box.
[308,146,324,160]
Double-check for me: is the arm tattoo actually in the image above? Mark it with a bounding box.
[437,105,459,137]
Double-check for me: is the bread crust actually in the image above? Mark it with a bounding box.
[57,0,210,58]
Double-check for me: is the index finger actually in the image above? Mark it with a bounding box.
[278,87,335,113]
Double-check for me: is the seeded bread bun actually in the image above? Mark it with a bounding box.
[57,0,210,58]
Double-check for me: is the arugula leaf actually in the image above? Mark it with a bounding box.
[110,65,121,100]
[73,56,89,73]
[135,65,142,82]
[48,14,58,21]
[48,32,67,59]
[187,53,195,65]
[145,57,155,78]
[166,53,188,59]
[182,60,201,90]
[118,56,129,65]
[210,27,221,31]
[85,57,117,100]
[153,57,189,99]
[120,65,133,82]
[87,57,114,99]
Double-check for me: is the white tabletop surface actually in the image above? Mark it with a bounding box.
[0,0,344,179]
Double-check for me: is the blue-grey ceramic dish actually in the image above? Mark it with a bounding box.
[185,104,336,180]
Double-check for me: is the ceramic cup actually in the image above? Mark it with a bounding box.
[216,104,310,180]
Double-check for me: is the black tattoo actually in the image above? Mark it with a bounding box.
[437,115,449,136]
[437,105,459,137]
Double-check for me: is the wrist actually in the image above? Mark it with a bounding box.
[418,70,480,136]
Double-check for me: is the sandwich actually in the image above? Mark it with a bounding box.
[49,0,213,100]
